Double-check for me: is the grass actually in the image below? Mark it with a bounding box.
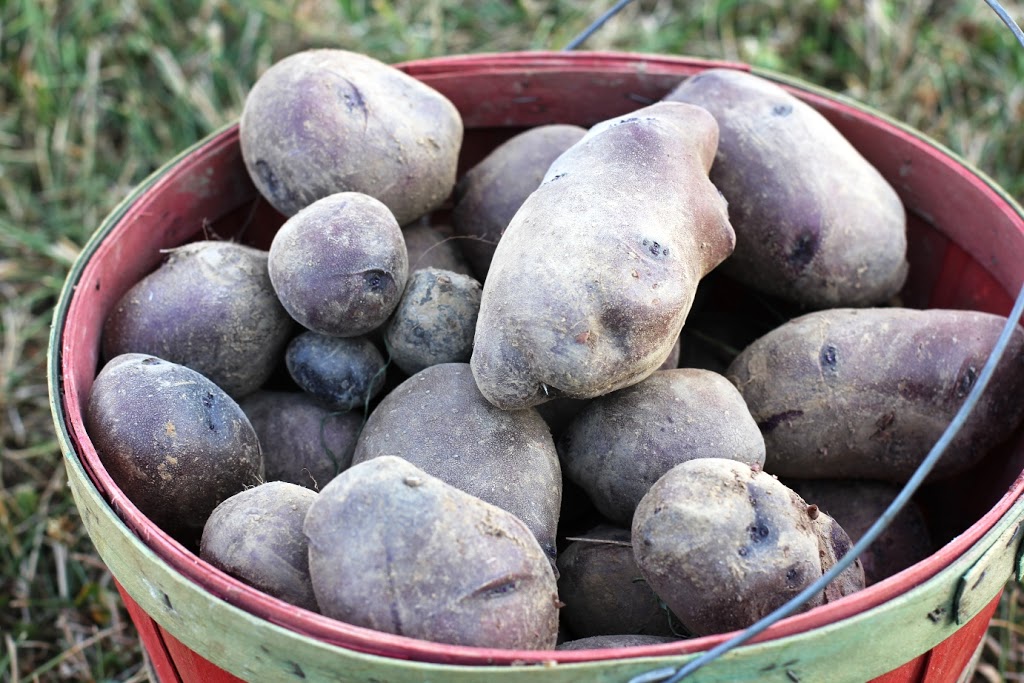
[2,0,1024,680]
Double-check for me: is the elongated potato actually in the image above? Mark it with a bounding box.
[561,368,766,525]
[451,124,587,281]
[304,456,559,649]
[727,308,1024,481]
[632,458,864,636]
[665,69,907,307]
[240,49,462,224]
[351,363,561,559]
[472,102,735,410]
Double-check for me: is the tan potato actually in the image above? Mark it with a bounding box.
[304,456,559,649]
[727,308,1024,481]
[665,69,907,307]
[240,49,462,224]
[560,368,766,525]
[632,458,864,636]
[471,102,735,410]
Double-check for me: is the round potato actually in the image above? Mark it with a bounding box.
[285,332,386,412]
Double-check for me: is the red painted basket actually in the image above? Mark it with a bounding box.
[49,52,1024,683]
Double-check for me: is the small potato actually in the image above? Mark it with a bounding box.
[269,192,407,338]
[240,49,463,223]
[665,69,907,308]
[557,635,677,651]
[632,458,864,636]
[384,268,482,375]
[786,479,934,585]
[561,368,766,526]
[557,525,679,639]
[304,456,559,649]
[239,391,363,489]
[352,363,561,560]
[200,482,319,612]
[472,102,735,410]
[85,354,264,542]
[285,332,386,412]
[402,222,473,276]
[451,124,587,280]
[102,241,293,398]
[727,308,1024,481]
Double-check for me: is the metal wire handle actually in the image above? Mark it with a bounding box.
[563,1,1024,680]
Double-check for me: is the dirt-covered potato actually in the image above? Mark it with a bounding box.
[269,192,408,337]
[239,48,463,224]
[351,363,561,560]
[786,479,934,585]
[285,331,386,412]
[383,268,482,375]
[556,635,677,651]
[727,307,1024,481]
[101,241,293,399]
[472,102,735,410]
[632,458,864,636]
[557,525,679,639]
[200,481,319,612]
[85,354,264,542]
[451,124,587,281]
[304,456,560,649]
[402,222,473,276]
[665,69,907,308]
[239,391,363,489]
[561,368,766,526]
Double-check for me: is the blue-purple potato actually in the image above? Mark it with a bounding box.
[351,363,561,560]
[285,331,386,412]
[665,69,907,308]
[471,102,735,410]
[383,268,482,375]
[632,458,865,636]
[785,479,934,585]
[102,241,293,399]
[85,354,264,542]
[200,481,319,612]
[239,391,363,489]
[560,368,766,526]
[402,222,473,276]
[451,124,587,281]
[557,525,679,640]
[726,308,1024,482]
[269,192,408,338]
[556,635,677,651]
[239,49,463,224]
[304,456,560,649]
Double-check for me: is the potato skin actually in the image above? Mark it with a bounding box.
[239,391,362,489]
[727,308,1024,481]
[451,124,587,281]
[285,332,386,412]
[561,368,766,525]
[304,456,559,649]
[351,363,561,559]
[785,479,933,585]
[269,192,407,337]
[557,525,678,639]
[102,241,293,399]
[472,102,735,410]
[557,635,677,650]
[240,49,462,224]
[402,223,473,276]
[85,354,264,542]
[632,459,864,636]
[200,482,319,612]
[383,268,482,375]
[665,69,907,308]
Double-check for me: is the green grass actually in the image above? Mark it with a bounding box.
[3,0,1024,680]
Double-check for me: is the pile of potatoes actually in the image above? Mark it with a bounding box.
[85,48,1024,651]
